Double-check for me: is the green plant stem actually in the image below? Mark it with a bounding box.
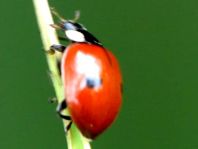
[33,0,91,148]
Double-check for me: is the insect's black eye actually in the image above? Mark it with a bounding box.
[86,78,102,88]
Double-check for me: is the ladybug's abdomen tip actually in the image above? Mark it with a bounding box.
[69,95,122,139]
[80,110,121,139]
[73,120,113,139]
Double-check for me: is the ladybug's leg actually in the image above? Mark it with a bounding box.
[56,99,71,120]
[56,99,73,132]
[49,44,66,54]
[48,44,66,74]
[48,97,57,103]
[66,121,73,132]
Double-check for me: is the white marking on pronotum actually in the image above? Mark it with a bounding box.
[65,30,85,42]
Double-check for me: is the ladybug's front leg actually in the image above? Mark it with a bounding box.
[48,44,66,74]
[48,44,66,54]
[56,99,73,132]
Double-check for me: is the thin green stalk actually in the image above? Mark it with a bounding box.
[33,0,91,148]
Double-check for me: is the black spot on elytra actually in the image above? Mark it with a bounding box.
[86,78,102,88]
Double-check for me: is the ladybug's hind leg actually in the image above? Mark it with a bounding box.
[56,99,71,120]
[56,99,73,132]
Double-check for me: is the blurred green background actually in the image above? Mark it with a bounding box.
[1,0,198,148]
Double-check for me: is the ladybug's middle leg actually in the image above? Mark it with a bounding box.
[56,99,73,131]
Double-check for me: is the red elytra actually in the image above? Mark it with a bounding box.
[61,43,122,139]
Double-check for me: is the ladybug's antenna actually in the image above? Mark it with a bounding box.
[50,7,67,22]
[72,10,80,22]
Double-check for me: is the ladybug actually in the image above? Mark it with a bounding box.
[49,10,122,139]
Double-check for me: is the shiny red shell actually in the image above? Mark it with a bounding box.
[61,43,122,139]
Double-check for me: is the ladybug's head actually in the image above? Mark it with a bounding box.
[51,8,102,45]
[51,9,85,31]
